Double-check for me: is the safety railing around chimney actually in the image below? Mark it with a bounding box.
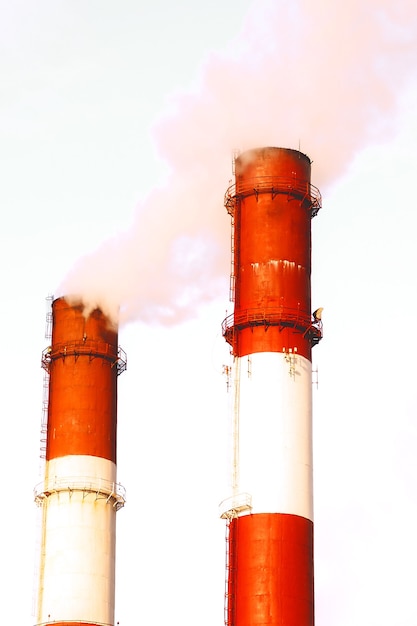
[222,305,323,348]
[41,341,127,375]
[224,175,322,218]
[35,619,119,626]
[34,476,126,510]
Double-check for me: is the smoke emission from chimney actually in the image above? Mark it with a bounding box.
[58,0,417,326]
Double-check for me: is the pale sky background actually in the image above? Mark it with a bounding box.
[1,1,417,625]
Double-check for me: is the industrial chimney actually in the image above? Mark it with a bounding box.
[34,296,126,626]
[220,147,323,626]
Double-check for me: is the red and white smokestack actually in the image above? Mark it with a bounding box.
[34,297,126,626]
[220,147,322,626]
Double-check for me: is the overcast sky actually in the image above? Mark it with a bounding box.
[1,1,417,625]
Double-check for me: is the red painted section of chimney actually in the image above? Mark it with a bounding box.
[226,514,314,626]
[46,297,119,462]
[223,147,322,360]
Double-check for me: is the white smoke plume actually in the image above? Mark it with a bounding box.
[58,0,417,326]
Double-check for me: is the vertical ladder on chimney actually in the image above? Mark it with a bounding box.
[39,295,53,463]
[33,295,53,619]
[228,149,240,304]
[229,214,236,303]
[224,517,237,626]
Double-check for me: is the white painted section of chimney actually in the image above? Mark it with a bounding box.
[36,456,117,625]
[236,351,313,521]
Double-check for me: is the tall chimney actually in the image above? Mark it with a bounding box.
[34,296,126,626]
[220,147,322,626]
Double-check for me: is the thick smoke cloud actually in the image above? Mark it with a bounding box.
[58,0,417,326]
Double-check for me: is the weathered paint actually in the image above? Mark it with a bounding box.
[222,148,321,626]
[223,146,322,361]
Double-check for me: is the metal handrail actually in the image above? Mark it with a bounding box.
[224,175,322,217]
[35,622,114,626]
[222,306,323,347]
[41,342,127,375]
[222,306,315,333]
[34,476,126,510]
